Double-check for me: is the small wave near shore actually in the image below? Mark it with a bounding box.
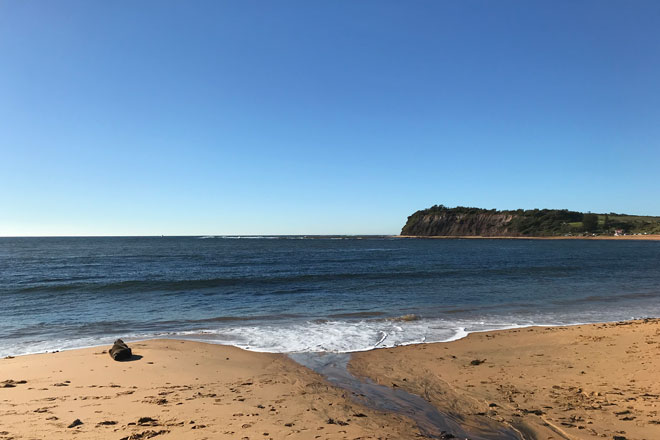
[3,312,652,358]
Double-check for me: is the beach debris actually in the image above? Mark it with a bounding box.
[116,390,135,396]
[1,379,26,387]
[143,397,168,405]
[120,430,169,440]
[470,359,486,366]
[109,339,133,361]
[137,416,159,426]
[67,419,83,428]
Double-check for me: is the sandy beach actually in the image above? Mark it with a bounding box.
[3,320,660,439]
[352,319,660,439]
[0,340,416,440]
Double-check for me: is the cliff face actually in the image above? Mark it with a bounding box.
[401,206,585,237]
[401,211,517,236]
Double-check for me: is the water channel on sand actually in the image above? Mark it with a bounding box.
[290,352,527,440]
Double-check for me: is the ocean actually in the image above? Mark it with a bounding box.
[1,236,659,358]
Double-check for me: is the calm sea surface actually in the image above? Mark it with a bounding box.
[1,237,659,357]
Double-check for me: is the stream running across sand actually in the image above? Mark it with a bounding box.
[290,352,525,440]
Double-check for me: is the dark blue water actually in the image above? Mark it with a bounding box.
[1,236,660,357]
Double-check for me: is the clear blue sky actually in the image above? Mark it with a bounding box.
[1,1,659,236]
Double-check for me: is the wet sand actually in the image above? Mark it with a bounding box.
[351,319,660,440]
[0,340,416,439]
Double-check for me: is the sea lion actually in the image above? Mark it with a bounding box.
[109,339,132,361]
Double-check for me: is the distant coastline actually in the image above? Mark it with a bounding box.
[396,234,660,240]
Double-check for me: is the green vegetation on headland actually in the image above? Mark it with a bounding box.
[401,205,660,237]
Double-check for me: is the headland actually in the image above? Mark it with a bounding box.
[401,205,660,238]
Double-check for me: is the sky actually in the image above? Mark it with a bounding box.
[1,1,659,236]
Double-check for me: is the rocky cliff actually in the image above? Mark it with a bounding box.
[401,205,585,237]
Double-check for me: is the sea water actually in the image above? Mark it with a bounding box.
[1,236,659,357]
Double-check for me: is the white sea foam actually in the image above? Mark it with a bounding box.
[2,312,656,358]
[0,318,510,357]
[171,318,539,353]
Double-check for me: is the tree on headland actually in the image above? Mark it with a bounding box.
[582,213,598,232]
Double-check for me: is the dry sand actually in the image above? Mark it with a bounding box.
[351,319,660,440]
[0,340,416,440]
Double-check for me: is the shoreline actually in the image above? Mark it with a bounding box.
[3,319,660,438]
[0,319,601,359]
[0,316,643,359]
[396,234,660,240]
[351,318,660,439]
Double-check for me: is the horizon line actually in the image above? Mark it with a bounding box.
[0,234,398,238]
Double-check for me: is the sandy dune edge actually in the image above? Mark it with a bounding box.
[0,340,417,440]
[350,319,660,440]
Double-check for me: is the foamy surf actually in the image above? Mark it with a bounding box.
[0,314,650,358]
[0,317,516,357]
[147,317,552,353]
